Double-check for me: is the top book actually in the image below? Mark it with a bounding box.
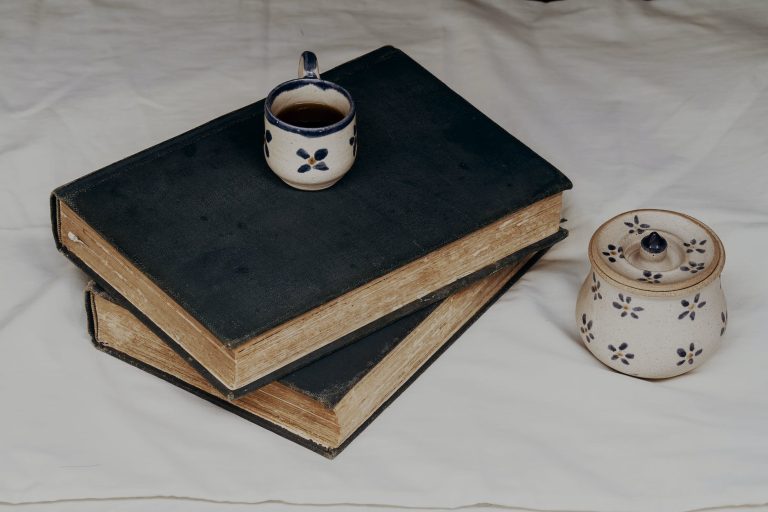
[51,46,571,398]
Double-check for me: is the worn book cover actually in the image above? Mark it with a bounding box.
[52,45,571,397]
[86,249,548,458]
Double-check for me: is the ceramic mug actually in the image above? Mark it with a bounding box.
[263,51,357,191]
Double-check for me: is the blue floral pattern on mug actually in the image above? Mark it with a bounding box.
[349,124,357,156]
[297,148,329,173]
[264,130,272,158]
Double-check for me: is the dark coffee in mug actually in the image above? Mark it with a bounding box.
[276,102,345,128]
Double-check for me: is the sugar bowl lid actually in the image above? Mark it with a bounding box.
[589,209,725,295]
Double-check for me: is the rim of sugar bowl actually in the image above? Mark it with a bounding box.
[588,209,725,297]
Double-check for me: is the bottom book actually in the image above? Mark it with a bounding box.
[85,249,547,458]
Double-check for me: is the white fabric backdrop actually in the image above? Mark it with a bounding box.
[1,1,767,510]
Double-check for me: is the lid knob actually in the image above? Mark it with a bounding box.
[640,231,667,258]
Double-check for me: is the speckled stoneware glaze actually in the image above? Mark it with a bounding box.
[576,209,727,379]
[264,51,357,191]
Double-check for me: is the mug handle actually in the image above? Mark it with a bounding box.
[299,51,320,79]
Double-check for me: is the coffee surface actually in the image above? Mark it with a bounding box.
[276,103,345,128]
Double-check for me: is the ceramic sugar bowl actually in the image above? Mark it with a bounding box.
[576,209,727,378]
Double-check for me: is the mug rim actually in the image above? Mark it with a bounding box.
[264,78,356,137]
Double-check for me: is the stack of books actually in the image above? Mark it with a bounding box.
[50,47,571,458]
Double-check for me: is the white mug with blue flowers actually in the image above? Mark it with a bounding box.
[263,51,357,191]
[576,210,727,379]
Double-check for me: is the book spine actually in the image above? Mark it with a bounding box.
[50,193,63,252]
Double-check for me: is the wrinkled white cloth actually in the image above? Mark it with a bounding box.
[1,504,767,512]
[1,1,767,511]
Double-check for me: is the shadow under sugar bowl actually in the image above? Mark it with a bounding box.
[576,209,727,379]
